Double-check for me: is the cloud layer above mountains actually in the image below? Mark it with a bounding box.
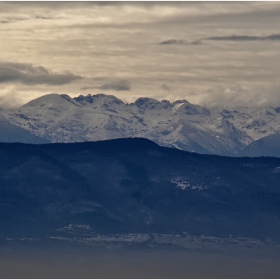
[0,62,82,85]
[205,34,280,41]
[1,2,280,108]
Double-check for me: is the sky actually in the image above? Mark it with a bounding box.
[1,1,280,108]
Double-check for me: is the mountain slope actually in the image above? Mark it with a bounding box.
[0,115,48,144]
[1,138,280,242]
[240,131,280,157]
[220,106,280,141]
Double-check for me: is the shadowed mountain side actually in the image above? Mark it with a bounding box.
[0,116,48,144]
[240,131,280,157]
[1,138,280,241]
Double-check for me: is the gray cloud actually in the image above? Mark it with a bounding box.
[0,93,22,108]
[35,16,54,20]
[0,15,28,25]
[0,1,205,11]
[159,39,202,45]
[99,80,131,91]
[186,84,280,109]
[161,84,170,92]
[205,34,280,41]
[0,62,82,85]
[159,39,186,45]
[80,86,97,90]
[162,34,280,47]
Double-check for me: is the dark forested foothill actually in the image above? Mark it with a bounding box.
[1,138,280,242]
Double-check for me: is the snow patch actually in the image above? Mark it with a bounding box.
[173,103,185,111]
[172,143,182,150]
[274,167,280,173]
[171,177,205,191]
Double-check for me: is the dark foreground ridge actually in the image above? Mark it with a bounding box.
[1,137,280,244]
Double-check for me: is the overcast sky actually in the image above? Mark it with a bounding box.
[1,1,280,108]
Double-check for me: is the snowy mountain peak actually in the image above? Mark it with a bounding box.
[21,93,64,108]
[19,93,83,110]
[160,100,172,108]
[133,97,165,110]
[173,99,189,105]
[221,109,252,121]
[175,102,211,116]
[74,94,124,107]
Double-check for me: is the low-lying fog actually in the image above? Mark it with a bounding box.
[1,243,280,278]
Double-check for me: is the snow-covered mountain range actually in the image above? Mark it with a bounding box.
[1,93,280,156]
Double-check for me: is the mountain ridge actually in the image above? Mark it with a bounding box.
[1,93,280,156]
